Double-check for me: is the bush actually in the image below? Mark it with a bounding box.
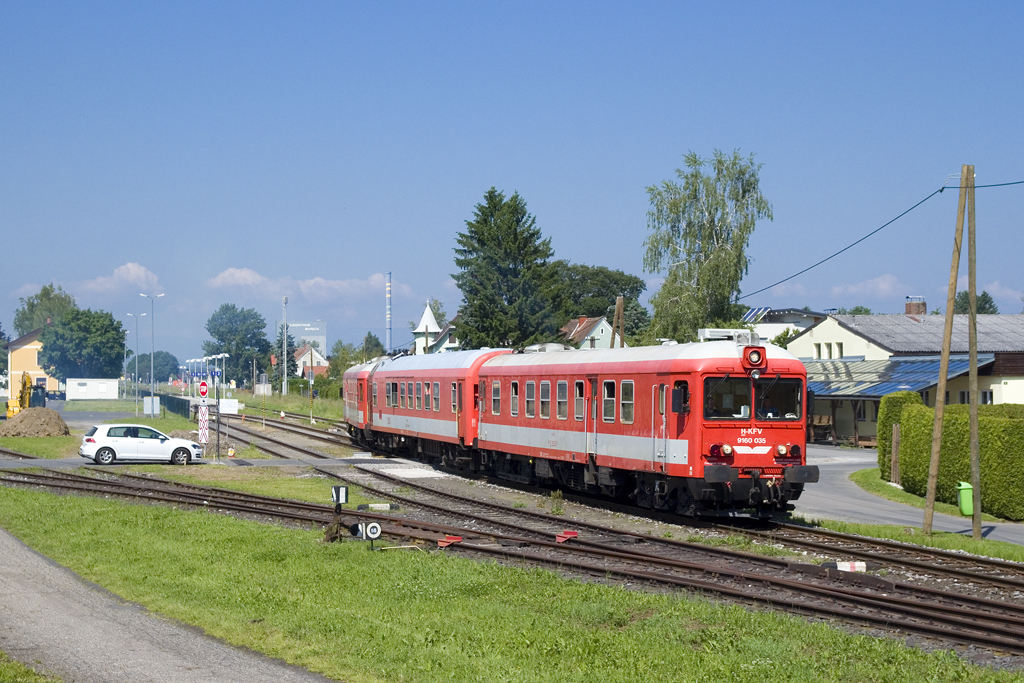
[876,391,923,480]
[898,403,1024,521]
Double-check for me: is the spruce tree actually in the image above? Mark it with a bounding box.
[453,188,559,348]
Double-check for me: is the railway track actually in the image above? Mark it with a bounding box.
[0,446,39,460]
[4,465,1024,658]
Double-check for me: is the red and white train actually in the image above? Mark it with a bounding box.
[342,333,818,515]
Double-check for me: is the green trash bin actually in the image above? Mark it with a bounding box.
[956,481,973,516]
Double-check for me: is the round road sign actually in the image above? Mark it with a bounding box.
[199,381,209,398]
[365,522,382,540]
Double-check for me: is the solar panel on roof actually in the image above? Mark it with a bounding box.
[741,306,770,323]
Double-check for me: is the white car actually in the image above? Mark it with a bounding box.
[79,424,204,465]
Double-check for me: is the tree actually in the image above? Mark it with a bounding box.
[328,339,361,379]
[838,306,872,315]
[128,351,180,383]
[453,187,559,348]
[604,298,652,340]
[552,262,647,321]
[272,325,299,382]
[14,284,78,337]
[201,304,273,386]
[362,332,386,359]
[770,328,796,348]
[954,290,999,315]
[37,308,125,381]
[409,298,449,331]
[643,150,772,342]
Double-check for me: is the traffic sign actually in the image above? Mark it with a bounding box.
[198,406,209,444]
[199,381,209,398]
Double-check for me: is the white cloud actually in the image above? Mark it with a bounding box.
[79,263,160,294]
[830,274,904,298]
[762,281,808,299]
[11,283,40,299]
[983,280,1022,301]
[206,268,414,302]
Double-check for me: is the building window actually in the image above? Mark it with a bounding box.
[574,380,585,421]
[856,401,866,421]
[621,380,634,424]
[826,343,833,360]
[526,381,536,418]
[603,380,616,422]
[814,343,821,360]
[540,381,551,419]
[959,390,969,405]
[981,390,993,405]
[433,382,440,411]
[416,382,423,410]
[920,390,929,406]
[492,381,501,415]
[945,391,950,405]
[510,381,519,417]
[871,401,878,422]
[836,343,843,359]
[556,381,568,420]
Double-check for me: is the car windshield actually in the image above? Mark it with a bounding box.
[703,377,751,420]
[755,377,803,420]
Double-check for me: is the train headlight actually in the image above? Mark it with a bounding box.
[777,444,788,456]
[721,444,734,456]
[748,350,762,365]
[709,444,721,457]
[791,445,801,457]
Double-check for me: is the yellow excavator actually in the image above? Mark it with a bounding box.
[6,372,35,419]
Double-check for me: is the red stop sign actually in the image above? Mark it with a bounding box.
[199,381,209,398]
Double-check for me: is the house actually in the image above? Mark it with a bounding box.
[740,307,827,342]
[560,316,627,349]
[786,298,1024,444]
[3,328,60,395]
[294,345,328,378]
[412,304,461,354]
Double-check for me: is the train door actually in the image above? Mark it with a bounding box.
[456,381,464,440]
[586,376,598,454]
[652,382,668,471]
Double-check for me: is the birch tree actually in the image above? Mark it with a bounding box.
[643,150,771,341]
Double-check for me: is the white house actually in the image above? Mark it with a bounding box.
[66,378,120,400]
[412,304,461,354]
[560,316,627,349]
[293,344,328,378]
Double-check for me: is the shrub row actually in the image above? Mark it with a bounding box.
[876,391,923,480]
[889,401,1024,521]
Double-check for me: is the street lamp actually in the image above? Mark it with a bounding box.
[140,293,165,414]
[127,313,146,417]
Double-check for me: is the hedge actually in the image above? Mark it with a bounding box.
[876,391,924,481]
[897,403,1024,521]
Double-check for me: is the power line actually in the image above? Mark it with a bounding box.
[739,178,1024,302]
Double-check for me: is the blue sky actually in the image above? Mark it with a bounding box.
[2,2,1022,364]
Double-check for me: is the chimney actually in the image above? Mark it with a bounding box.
[905,296,926,315]
[46,317,52,325]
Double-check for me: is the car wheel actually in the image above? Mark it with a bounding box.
[171,448,190,466]
[95,448,115,465]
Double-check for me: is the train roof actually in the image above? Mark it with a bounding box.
[374,348,511,373]
[479,340,801,370]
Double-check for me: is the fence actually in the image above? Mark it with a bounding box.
[158,394,193,420]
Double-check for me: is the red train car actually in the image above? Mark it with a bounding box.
[345,337,817,515]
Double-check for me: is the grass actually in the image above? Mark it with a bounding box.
[239,392,346,421]
[61,399,138,412]
[103,414,196,433]
[0,651,61,682]
[0,487,1017,683]
[0,436,80,459]
[124,464,379,506]
[849,467,1002,522]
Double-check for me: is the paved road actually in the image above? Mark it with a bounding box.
[0,528,336,683]
[794,444,1024,545]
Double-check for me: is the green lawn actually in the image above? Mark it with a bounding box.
[0,436,81,459]
[104,414,196,433]
[240,392,346,421]
[0,651,61,682]
[0,487,1014,683]
[62,399,139,412]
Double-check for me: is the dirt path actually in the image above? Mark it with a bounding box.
[0,529,337,683]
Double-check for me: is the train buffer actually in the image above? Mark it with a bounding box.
[556,530,579,544]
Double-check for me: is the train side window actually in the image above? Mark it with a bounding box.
[620,380,634,424]
[492,381,501,415]
[408,382,414,409]
[424,382,431,411]
[433,382,440,411]
[458,383,463,412]
[574,380,585,421]
[672,381,690,414]
[540,381,551,419]
[400,382,406,408]
[358,384,364,402]
[416,382,423,410]
[556,381,568,420]
[451,382,457,412]
[385,382,392,407]
[510,381,519,417]
[602,380,616,422]
[526,382,536,418]
[372,382,377,407]
[659,384,666,415]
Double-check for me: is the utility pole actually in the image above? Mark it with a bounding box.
[967,167,982,539]
[613,296,625,348]
[282,297,288,395]
[923,165,969,534]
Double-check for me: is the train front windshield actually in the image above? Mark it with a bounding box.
[703,377,751,419]
[755,377,802,421]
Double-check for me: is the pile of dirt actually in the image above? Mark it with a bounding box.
[0,408,71,437]
[168,430,199,441]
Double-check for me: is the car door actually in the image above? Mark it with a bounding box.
[135,427,168,460]
[104,426,138,459]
